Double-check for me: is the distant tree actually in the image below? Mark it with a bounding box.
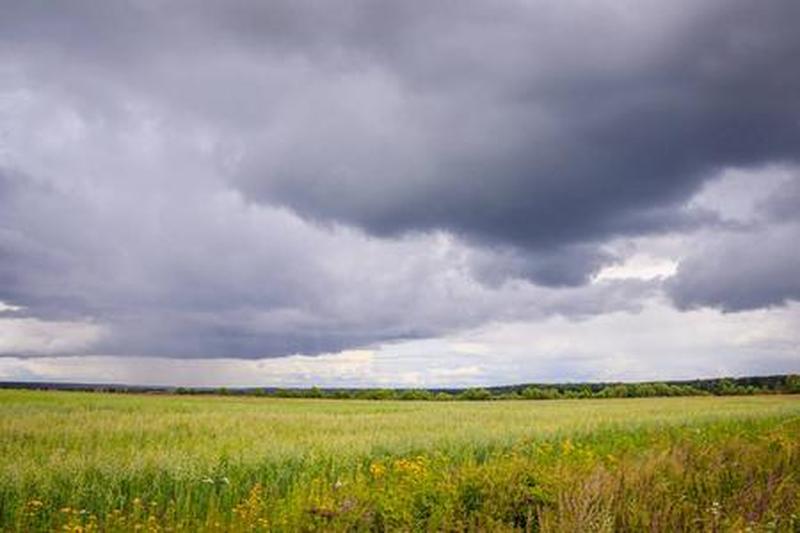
[785,375,800,394]
[598,384,629,398]
[398,389,434,401]
[651,382,680,397]
[355,388,396,400]
[458,388,492,401]
[714,378,734,395]
[521,387,560,400]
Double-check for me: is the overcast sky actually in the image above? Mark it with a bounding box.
[1,0,799,387]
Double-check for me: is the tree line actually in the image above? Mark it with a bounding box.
[183,374,800,400]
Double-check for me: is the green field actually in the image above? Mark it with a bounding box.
[1,390,799,531]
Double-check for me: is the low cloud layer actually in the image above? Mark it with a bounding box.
[0,1,798,366]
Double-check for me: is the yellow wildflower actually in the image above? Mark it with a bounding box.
[369,461,386,478]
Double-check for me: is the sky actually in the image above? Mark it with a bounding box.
[0,0,799,387]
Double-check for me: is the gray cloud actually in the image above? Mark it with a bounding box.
[1,0,799,358]
[759,175,800,223]
[231,0,800,257]
[668,224,800,312]
[0,165,656,357]
[668,170,800,312]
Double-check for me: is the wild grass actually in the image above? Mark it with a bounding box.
[1,390,799,531]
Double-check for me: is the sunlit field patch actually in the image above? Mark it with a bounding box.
[1,390,799,531]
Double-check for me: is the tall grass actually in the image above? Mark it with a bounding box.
[1,390,799,531]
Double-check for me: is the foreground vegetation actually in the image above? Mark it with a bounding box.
[1,391,799,531]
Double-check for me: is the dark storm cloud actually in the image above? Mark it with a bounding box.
[467,244,615,288]
[6,0,799,261]
[1,0,798,358]
[232,0,800,257]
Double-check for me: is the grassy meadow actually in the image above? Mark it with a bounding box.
[1,390,799,531]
